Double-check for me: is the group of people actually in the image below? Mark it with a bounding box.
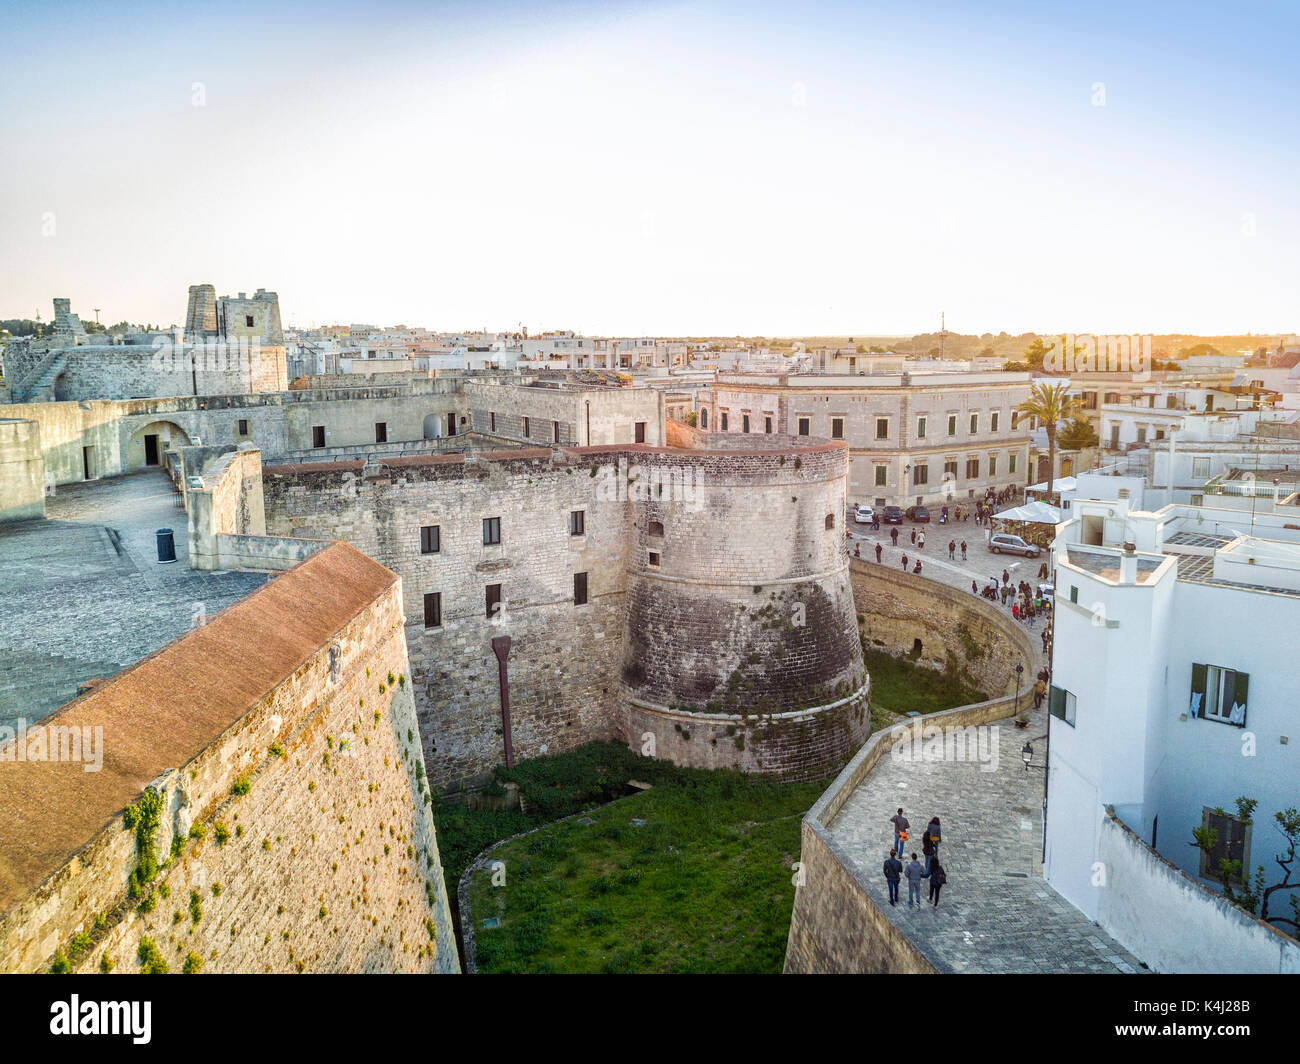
[884,809,947,909]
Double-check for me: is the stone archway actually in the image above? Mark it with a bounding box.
[422,413,443,440]
[128,420,192,472]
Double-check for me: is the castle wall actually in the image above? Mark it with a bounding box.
[463,381,663,447]
[0,418,45,522]
[0,544,459,974]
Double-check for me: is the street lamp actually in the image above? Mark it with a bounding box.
[1021,740,1045,771]
[1013,663,1024,714]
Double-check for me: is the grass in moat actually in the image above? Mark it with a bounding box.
[862,647,988,733]
[442,742,826,973]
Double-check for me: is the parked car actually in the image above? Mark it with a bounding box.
[987,533,1041,557]
[883,505,904,524]
[905,505,931,523]
[1037,583,1055,602]
[854,505,875,524]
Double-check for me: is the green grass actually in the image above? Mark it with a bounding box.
[862,648,987,732]
[466,768,825,973]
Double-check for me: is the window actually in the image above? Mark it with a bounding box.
[969,413,979,435]
[966,456,980,479]
[1198,807,1251,881]
[1009,452,1018,475]
[764,415,773,434]
[876,417,889,440]
[573,572,588,606]
[700,409,708,429]
[553,420,561,443]
[420,525,440,554]
[1190,663,1248,726]
[1192,457,1211,478]
[237,419,249,437]
[635,421,647,443]
[1010,411,1019,430]
[245,314,254,328]
[1155,428,1165,440]
[947,414,957,436]
[485,583,502,619]
[1190,493,1204,506]
[825,513,835,530]
[482,517,501,546]
[721,412,729,431]
[874,465,887,487]
[1048,685,1077,727]
[375,422,387,443]
[1069,585,1078,604]
[312,426,325,448]
[988,454,998,476]
[913,464,928,486]
[523,416,530,438]
[797,416,810,436]
[1136,426,1148,444]
[648,551,660,567]
[648,519,665,538]
[831,417,845,439]
[570,510,585,536]
[944,457,958,479]
[490,412,496,432]
[991,411,1000,432]
[423,592,442,629]
[916,416,926,439]
[742,414,751,434]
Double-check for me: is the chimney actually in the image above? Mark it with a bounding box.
[1119,541,1139,584]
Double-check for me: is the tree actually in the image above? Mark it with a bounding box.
[1017,380,1080,499]
[1057,416,1099,451]
[1192,797,1300,938]
[1023,336,1055,371]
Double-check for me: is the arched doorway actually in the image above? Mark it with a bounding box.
[422,413,443,440]
[128,420,192,472]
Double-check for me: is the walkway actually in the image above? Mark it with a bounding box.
[826,706,1146,973]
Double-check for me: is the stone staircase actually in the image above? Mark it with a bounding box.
[11,350,68,403]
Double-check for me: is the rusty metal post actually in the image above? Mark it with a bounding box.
[491,635,513,768]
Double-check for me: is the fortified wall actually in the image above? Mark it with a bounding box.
[0,543,459,974]
[262,433,869,788]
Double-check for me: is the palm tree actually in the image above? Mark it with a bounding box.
[1017,381,1080,503]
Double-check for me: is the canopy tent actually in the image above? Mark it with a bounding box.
[993,500,1063,524]
[1025,476,1076,496]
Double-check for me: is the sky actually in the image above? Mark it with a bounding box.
[1,0,1297,337]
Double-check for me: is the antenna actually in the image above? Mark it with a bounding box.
[92,308,101,324]
[939,311,946,361]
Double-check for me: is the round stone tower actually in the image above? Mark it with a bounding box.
[619,434,869,780]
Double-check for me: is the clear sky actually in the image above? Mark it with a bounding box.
[1,0,1297,336]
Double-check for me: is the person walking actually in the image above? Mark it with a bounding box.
[901,553,909,571]
[927,856,947,907]
[960,540,967,560]
[890,527,898,546]
[948,539,956,559]
[910,528,917,546]
[872,514,880,531]
[1002,569,1010,586]
[917,531,926,551]
[905,853,925,908]
[875,542,883,563]
[1033,676,1047,710]
[971,579,979,595]
[883,851,903,906]
[921,825,936,874]
[854,543,861,558]
[1041,626,1050,652]
[925,817,941,859]
[890,808,910,859]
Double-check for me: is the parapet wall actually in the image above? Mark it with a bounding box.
[0,544,459,974]
[0,418,45,523]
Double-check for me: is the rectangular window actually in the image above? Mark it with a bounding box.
[553,420,561,443]
[966,456,980,479]
[874,465,887,487]
[485,583,502,619]
[1136,426,1148,444]
[375,422,387,443]
[970,413,979,435]
[423,591,442,629]
[944,457,958,479]
[648,551,660,568]
[765,415,773,434]
[700,409,708,429]
[312,425,325,448]
[573,572,588,606]
[916,416,926,439]
[570,510,585,536]
[1048,685,1077,727]
[721,412,729,431]
[797,416,811,436]
[1010,411,1019,430]
[1190,493,1204,506]
[523,416,530,438]
[1192,457,1211,478]
[245,314,254,328]
[913,464,928,486]
[743,414,751,434]
[988,454,998,477]
[1190,663,1249,726]
[947,414,957,436]
[831,417,845,439]
[420,525,440,555]
[482,517,501,546]
[635,421,646,443]
[1009,452,1018,474]
[1069,585,1078,604]
[1198,807,1251,881]
[876,417,889,440]
[991,411,1000,432]
[490,412,496,433]
[237,419,249,436]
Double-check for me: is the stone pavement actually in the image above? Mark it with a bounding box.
[827,706,1147,973]
[0,471,268,728]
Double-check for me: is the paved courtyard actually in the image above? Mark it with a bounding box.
[0,471,268,728]
[827,706,1146,973]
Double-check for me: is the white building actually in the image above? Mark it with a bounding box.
[1044,495,1300,971]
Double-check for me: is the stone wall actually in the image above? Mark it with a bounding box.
[0,418,45,523]
[0,543,459,974]
[185,445,266,569]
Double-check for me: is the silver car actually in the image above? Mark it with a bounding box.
[987,533,1040,557]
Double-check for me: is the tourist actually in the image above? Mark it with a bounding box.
[891,527,899,546]
[883,851,903,906]
[910,528,917,545]
[1038,561,1049,581]
[1033,676,1047,710]
[960,540,967,560]
[948,539,956,559]
[890,808,910,859]
[1002,569,1010,586]
[972,579,979,595]
[917,531,925,550]
[927,856,947,907]
[901,553,909,571]
[854,543,860,558]
[875,542,883,563]
[913,559,922,574]
[905,853,926,908]
[1012,602,1020,620]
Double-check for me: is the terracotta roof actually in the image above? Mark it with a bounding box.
[0,542,397,916]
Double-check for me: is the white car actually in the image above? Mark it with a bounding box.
[854,505,875,524]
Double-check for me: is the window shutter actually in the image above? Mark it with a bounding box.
[1189,663,1207,718]
[1225,671,1248,726]
[1048,685,1066,721]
